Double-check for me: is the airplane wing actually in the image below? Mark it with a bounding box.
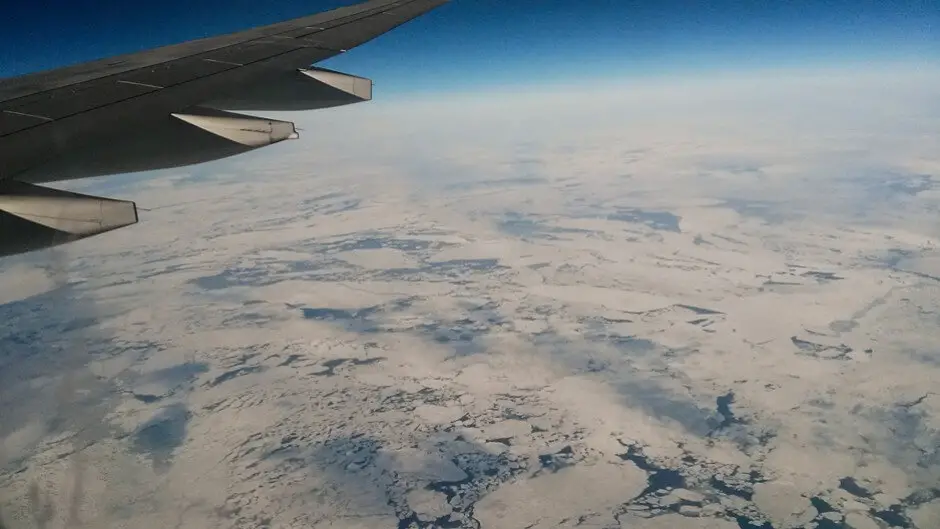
[0,0,449,258]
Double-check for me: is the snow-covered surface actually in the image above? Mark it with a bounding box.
[1,68,939,529]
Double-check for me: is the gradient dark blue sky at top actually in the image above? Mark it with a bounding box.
[1,0,937,93]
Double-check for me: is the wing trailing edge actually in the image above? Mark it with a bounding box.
[0,0,450,259]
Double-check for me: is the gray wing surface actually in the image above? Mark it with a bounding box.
[0,0,448,258]
[0,0,448,179]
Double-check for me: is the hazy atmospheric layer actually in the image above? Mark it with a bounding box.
[1,64,939,529]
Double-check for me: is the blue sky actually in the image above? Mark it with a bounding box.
[1,0,937,93]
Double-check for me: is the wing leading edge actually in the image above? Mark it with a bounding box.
[0,0,449,258]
